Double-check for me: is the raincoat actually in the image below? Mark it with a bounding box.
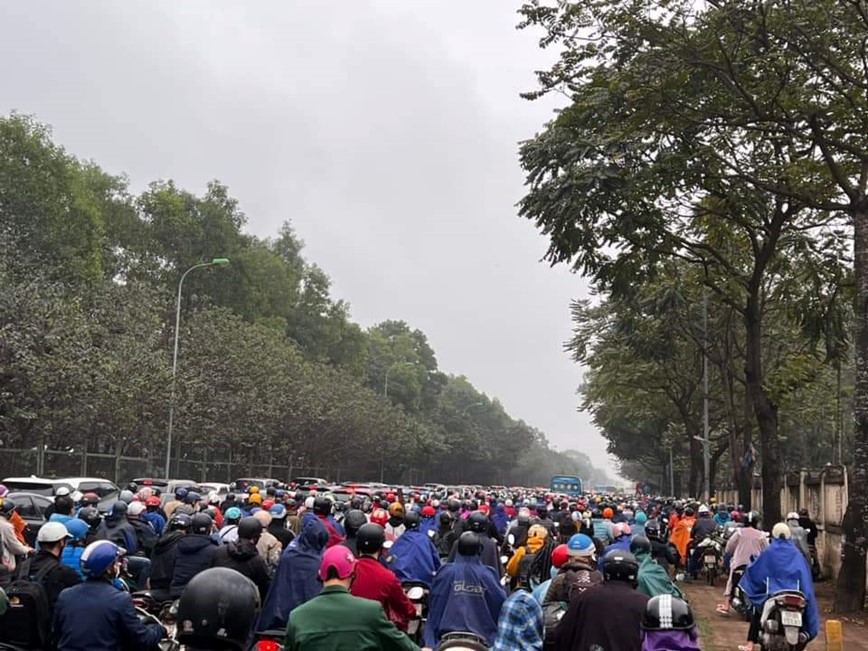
[257,517,329,632]
[492,588,544,651]
[635,548,685,599]
[492,504,510,536]
[740,538,819,640]
[598,535,631,574]
[388,529,441,587]
[669,516,696,565]
[641,630,701,651]
[423,555,506,648]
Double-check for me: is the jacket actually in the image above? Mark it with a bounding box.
[258,517,328,632]
[388,529,441,587]
[669,516,696,563]
[268,521,295,549]
[61,545,85,580]
[642,630,701,651]
[543,558,603,604]
[96,513,138,554]
[169,533,217,598]
[553,581,649,651]
[598,536,631,574]
[0,516,30,576]
[141,511,166,536]
[285,585,417,651]
[128,517,158,556]
[493,588,544,651]
[635,548,685,599]
[257,529,282,568]
[53,579,166,651]
[318,514,346,548]
[690,516,717,542]
[740,538,819,640]
[423,555,506,648]
[725,526,768,571]
[351,555,418,632]
[492,505,510,536]
[23,551,82,613]
[214,538,271,601]
[150,530,184,590]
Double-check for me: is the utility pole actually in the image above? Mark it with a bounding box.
[670,447,675,497]
[702,291,711,502]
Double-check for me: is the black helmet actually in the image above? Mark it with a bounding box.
[404,511,421,530]
[170,513,192,532]
[457,531,483,557]
[77,506,101,529]
[630,535,652,556]
[644,520,661,540]
[237,517,262,541]
[602,550,639,584]
[745,511,759,527]
[126,482,138,493]
[313,496,333,517]
[684,507,695,517]
[447,499,460,513]
[344,510,368,536]
[642,595,695,631]
[349,496,364,511]
[439,511,456,527]
[191,513,212,535]
[177,567,261,651]
[356,523,386,555]
[467,511,488,534]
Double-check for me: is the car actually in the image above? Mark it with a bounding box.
[292,476,329,488]
[3,476,120,512]
[198,482,230,500]
[231,478,280,493]
[5,492,54,546]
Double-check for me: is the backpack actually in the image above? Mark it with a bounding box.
[0,556,56,649]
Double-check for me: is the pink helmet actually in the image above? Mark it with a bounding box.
[319,545,357,581]
[616,522,632,537]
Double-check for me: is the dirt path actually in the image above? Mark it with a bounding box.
[681,578,868,650]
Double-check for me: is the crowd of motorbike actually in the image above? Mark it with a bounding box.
[0,480,822,650]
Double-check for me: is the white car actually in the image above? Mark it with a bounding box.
[2,476,120,510]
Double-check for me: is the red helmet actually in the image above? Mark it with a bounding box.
[370,508,388,527]
[145,496,161,508]
[552,544,570,569]
[421,506,436,517]
[262,499,275,511]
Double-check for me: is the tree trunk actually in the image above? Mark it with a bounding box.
[834,206,868,612]
[744,290,781,526]
[688,433,701,497]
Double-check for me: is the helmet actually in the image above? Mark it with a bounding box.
[77,506,101,529]
[744,511,759,527]
[261,499,275,512]
[247,493,262,506]
[145,496,161,508]
[81,540,124,577]
[118,490,134,504]
[447,499,460,513]
[170,513,193,532]
[0,485,6,499]
[457,531,483,557]
[177,567,261,651]
[786,511,799,521]
[126,482,138,493]
[567,533,595,557]
[313,496,333,517]
[602,550,639,584]
[630,535,652,556]
[71,491,83,504]
[319,545,356,581]
[225,507,242,522]
[698,504,710,515]
[356,523,386,554]
[127,501,146,517]
[249,486,260,494]
[175,486,189,499]
[370,508,388,527]
[552,544,571,568]
[421,506,436,518]
[602,507,614,519]
[252,510,272,527]
[731,511,742,523]
[467,511,489,534]
[285,498,297,509]
[82,492,99,507]
[642,594,695,631]
[798,508,809,518]
[191,513,213,535]
[404,511,421,530]
[185,491,201,505]
[55,486,71,497]
[614,522,632,537]
[772,522,792,540]
[108,501,128,518]
[0,500,16,516]
[517,508,531,525]
[388,502,405,518]
[269,504,287,519]
[344,510,367,536]
[37,522,72,544]
[237,517,263,541]
[635,512,647,524]
[64,518,90,542]
[439,511,455,527]
[684,507,695,517]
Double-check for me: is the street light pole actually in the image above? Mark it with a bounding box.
[165,258,230,479]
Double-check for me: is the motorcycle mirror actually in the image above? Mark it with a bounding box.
[500,555,508,565]
[406,586,425,600]
[507,534,515,546]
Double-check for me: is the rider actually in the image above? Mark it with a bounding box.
[687,504,717,577]
[340,509,368,556]
[23,522,81,616]
[544,533,603,603]
[252,510,282,569]
[448,510,504,577]
[386,502,406,539]
[641,595,701,651]
[141,495,166,536]
[170,512,217,598]
[553,550,649,651]
[644,520,678,572]
[598,522,632,574]
[492,575,545,651]
[313,496,346,548]
[149,512,190,601]
[716,511,767,615]
[424,531,507,649]
[267,503,295,549]
[739,523,819,651]
[631,535,685,600]
[669,506,696,569]
[285,545,418,650]
[213,516,271,601]
[60,518,90,579]
[0,500,32,586]
[785,511,812,566]
[435,510,457,558]
[54,540,168,650]
[176,567,261,651]
[218,506,242,544]
[350,522,418,633]
[388,510,441,587]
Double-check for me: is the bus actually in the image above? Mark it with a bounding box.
[550,475,583,497]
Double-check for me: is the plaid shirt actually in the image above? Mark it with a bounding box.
[493,589,544,651]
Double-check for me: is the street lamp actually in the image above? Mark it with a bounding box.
[165,258,230,479]
[380,360,416,483]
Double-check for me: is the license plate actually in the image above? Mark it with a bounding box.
[781,611,802,627]
[704,555,717,565]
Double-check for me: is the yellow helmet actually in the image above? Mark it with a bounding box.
[388,502,405,518]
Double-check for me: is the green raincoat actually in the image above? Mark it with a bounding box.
[635,549,686,600]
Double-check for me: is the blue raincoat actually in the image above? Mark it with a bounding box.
[420,515,438,537]
[257,517,328,632]
[739,538,819,640]
[389,529,441,587]
[423,556,507,648]
[598,536,631,574]
[492,504,510,536]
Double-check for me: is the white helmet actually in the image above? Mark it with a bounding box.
[37,521,72,544]
[772,522,792,540]
[304,496,315,510]
[698,504,710,514]
[55,487,71,497]
[786,511,799,521]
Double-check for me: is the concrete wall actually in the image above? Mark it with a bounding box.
[716,466,849,581]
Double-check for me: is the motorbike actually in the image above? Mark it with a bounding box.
[759,590,809,651]
[131,591,177,623]
[253,630,286,651]
[135,605,179,651]
[694,533,724,586]
[728,565,752,622]
[403,582,429,643]
[437,631,490,650]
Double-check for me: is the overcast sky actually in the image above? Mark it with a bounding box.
[2,1,620,479]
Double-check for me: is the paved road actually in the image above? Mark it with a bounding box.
[682,579,868,650]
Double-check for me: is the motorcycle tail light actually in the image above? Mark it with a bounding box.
[257,641,281,651]
[782,595,805,608]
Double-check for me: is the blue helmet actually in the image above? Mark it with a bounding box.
[175,486,189,499]
[269,504,287,519]
[81,540,124,577]
[184,491,201,505]
[567,533,595,557]
[64,518,90,542]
